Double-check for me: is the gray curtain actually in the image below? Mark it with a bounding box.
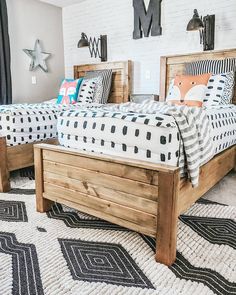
[0,0,12,105]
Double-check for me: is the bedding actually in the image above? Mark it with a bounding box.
[0,101,103,146]
[206,104,236,154]
[58,107,181,175]
[57,100,235,187]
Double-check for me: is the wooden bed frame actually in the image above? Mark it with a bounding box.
[0,60,132,193]
[34,49,236,266]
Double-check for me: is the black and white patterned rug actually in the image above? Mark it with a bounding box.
[0,180,235,295]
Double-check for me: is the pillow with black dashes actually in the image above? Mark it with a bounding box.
[204,73,228,107]
[78,78,97,104]
[221,71,235,105]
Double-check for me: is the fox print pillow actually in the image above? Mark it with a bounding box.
[167,73,211,107]
[57,79,83,105]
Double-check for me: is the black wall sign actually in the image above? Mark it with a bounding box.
[133,0,162,39]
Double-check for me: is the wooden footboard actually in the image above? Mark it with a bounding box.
[34,143,236,266]
[0,137,58,193]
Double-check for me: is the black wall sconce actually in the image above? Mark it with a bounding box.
[77,33,107,62]
[187,9,215,51]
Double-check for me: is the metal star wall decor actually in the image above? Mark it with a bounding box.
[23,39,51,73]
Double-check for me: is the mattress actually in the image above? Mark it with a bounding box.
[206,105,236,154]
[0,102,103,146]
[57,104,236,171]
[58,108,183,167]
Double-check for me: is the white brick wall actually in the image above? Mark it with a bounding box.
[63,0,236,95]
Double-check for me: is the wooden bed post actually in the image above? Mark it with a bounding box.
[34,146,53,212]
[156,170,180,266]
[0,137,10,192]
[234,146,236,172]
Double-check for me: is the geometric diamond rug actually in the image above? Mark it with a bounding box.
[0,180,235,295]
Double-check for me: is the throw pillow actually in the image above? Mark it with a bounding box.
[204,73,228,107]
[85,69,113,104]
[166,73,211,107]
[57,79,83,105]
[221,71,235,104]
[78,78,97,104]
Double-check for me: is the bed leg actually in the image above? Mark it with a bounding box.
[156,170,180,266]
[0,137,10,192]
[34,147,53,212]
[234,146,236,172]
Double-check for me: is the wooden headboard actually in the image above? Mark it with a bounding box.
[74,61,132,104]
[160,48,236,104]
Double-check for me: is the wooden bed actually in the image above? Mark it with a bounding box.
[0,60,132,192]
[34,49,236,266]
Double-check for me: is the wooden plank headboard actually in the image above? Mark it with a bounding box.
[74,61,132,104]
[159,48,236,104]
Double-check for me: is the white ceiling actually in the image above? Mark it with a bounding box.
[39,0,85,8]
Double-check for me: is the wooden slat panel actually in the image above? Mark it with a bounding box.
[44,182,157,230]
[39,143,178,173]
[109,96,124,103]
[43,150,158,185]
[179,146,235,214]
[110,90,124,96]
[75,61,129,72]
[43,192,156,237]
[44,171,158,215]
[167,64,185,78]
[77,72,123,81]
[7,138,58,171]
[110,86,124,92]
[43,160,158,201]
[166,49,236,64]
[111,79,124,88]
[7,143,34,171]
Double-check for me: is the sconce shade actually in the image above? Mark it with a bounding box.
[77,33,89,48]
[187,9,204,31]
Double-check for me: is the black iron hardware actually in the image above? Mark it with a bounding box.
[187,9,215,51]
[78,33,107,62]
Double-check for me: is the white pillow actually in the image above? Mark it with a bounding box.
[203,74,228,107]
[221,71,235,104]
[78,78,97,104]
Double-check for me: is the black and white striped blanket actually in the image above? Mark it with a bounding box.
[105,101,215,187]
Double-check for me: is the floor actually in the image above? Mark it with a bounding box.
[203,171,236,206]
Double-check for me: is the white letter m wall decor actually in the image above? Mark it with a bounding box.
[133,0,162,39]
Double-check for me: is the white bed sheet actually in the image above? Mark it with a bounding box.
[0,102,103,146]
[57,104,236,171]
[206,105,236,155]
[58,108,182,167]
